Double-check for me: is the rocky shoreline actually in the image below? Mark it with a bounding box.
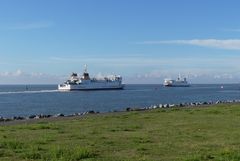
[1,99,240,123]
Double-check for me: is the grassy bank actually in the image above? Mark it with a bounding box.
[1,104,240,161]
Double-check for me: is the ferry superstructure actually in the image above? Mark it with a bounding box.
[163,75,190,87]
[58,66,124,91]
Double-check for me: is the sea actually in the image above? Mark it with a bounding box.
[0,84,240,118]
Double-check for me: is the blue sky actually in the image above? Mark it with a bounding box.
[1,0,240,84]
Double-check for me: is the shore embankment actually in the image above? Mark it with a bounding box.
[1,99,240,124]
[0,103,240,160]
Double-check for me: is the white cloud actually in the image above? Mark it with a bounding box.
[131,70,240,84]
[0,69,24,77]
[13,69,23,76]
[140,39,240,50]
[0,69,240,84]
[0,70,64,84]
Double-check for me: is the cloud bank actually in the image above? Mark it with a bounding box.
[141,39,240,50]
[1,69,240,84]
[127,70,240,84]
[0,70,64,84]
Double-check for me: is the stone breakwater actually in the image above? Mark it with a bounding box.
[1,99,240,122]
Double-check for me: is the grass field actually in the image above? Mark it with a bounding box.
[1,104,240,161]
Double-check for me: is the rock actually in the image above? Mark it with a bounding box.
[46,114,52,118]
[208,101,213,104]
[216,100,221,104]
[135,108,146,111]
[179,103,184,107]
[34,115,40,119]
[203,102,208,105]
[38,114,45,118]
[126,107,131,111]
[153,105,158,109]
[28,115,36,119]
[196,102,202,106]
[163,104,169,108]
[18,116,25,120]
[12,116,25,120]
[0,116,4,122]
[54,113,64,117]
[3,118,12,122]
[69,113,81,116]
[82,112,88,115]
[190,102,196,106]
[88,110,95,114]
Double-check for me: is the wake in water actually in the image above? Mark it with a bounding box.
[0,90,59,95]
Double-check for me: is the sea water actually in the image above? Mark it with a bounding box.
[0,84,240,117]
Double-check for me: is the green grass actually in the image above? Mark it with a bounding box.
[1,104,240,161]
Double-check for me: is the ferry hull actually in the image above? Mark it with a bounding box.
[164,84,190,87]
[58,84,124,91]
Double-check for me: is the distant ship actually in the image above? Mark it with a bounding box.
[58,65,124,91]
[163,75,190,87]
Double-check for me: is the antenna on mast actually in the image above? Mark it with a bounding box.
[84,64,88,73]
[178,73,181,80]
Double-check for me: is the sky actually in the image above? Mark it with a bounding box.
[1,0,240,84]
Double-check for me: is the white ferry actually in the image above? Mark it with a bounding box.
[58,66,124,91]
[163,75,190,87]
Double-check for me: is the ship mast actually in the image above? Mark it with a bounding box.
[84,64,88,73]
[178,73,181,80]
